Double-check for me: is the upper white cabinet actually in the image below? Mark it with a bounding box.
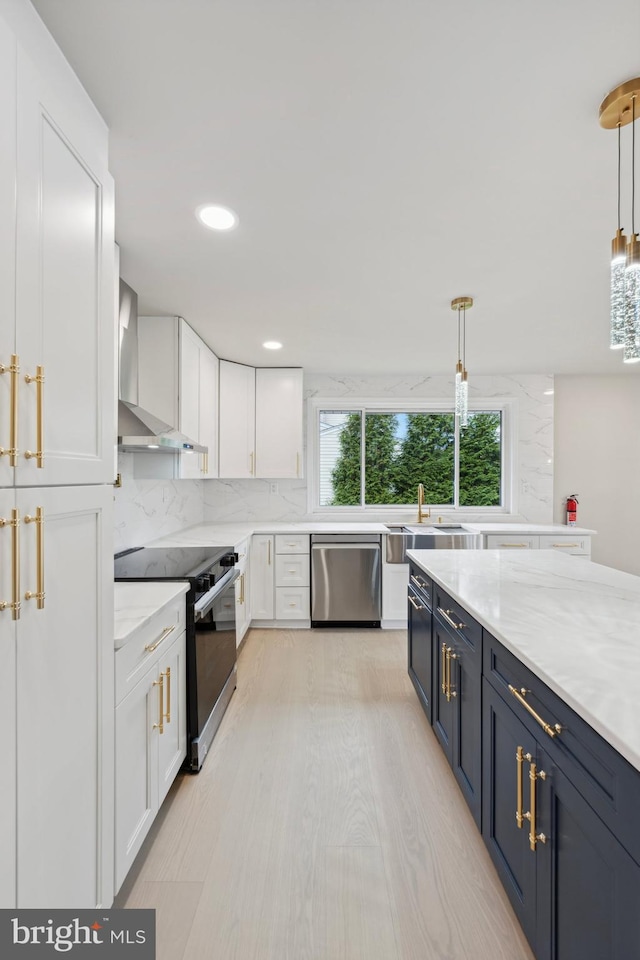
[219,362,303,479]
[218,360,256,478]
[137,316,219,478]
[0,24,115,488]
[255,368,303,479]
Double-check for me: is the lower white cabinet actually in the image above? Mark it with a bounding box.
[485,534,539,550]
[538,534,591,556]
[235,538,251,646]
[382,559,410,625]
[115,624,186,894]
[485,533,591,556]
[0,484,114,908]
[275,586,310,619]
[250,535,274,620]
[251,534,310,624]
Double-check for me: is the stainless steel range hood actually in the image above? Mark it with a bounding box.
[117,279,207,453]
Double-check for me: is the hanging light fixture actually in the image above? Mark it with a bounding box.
[451,296,473,428]
[599,78,640,362]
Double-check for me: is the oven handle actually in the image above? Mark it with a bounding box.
[194,567,241,621]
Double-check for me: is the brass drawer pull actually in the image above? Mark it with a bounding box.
[0,508,21,619]
[515,747,532,828]
[153,673,164,734]
[551,542,579,548]
[498,542,529,548]
[24,365,45,467]
[445,647,458,701]
[0,354,19,467]
[410,574,428,590]
[527,761,547,851]
[145,624,176,653]
[162,666,171,724]
[24,507,45,608]
[509,685,562,738]
[437,606,465,631]
[441,642,447,694]
[408,594,423,611]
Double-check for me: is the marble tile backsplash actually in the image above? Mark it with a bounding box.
[115,373,553,545]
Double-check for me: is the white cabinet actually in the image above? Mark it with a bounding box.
[485,534,539,550]
[115,614,186,894]
[0,0,115,911]
[538,534,591,557]
[235,538,251,646]
[0,22,114,489]
[138,317,219,479]
[250,535,274,620]
[382,560,410,626]
[485,533,591,556]
[218,360,256,478]
[255,368,304,479]
[0,485,113,908]
[275,536,310,621]
[218,363,303,479]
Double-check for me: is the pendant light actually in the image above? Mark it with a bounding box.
[451,296,473,428]
[599,78,640,362]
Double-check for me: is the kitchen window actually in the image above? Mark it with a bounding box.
[311,400,510,512]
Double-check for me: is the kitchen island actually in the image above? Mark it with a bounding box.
[406,548,640,960]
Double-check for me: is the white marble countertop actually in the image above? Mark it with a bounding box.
[114,581,189,650]
[147,520,595,550]
[407,549,640,771]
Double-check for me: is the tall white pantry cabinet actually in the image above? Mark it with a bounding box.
[0,0,115,909]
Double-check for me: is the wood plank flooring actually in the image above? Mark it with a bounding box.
[115,628,534,960]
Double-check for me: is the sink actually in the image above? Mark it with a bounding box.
[402,524,466,535]
[385,524,482,562]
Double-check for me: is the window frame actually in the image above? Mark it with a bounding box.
[307,397,516,515]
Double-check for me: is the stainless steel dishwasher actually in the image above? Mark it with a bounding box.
[311,534,381,627]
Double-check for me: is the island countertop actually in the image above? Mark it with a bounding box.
[406,549,640,772]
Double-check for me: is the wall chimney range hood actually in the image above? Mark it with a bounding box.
[117,279,207,454]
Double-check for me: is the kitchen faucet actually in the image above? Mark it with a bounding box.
[417,483,431,523]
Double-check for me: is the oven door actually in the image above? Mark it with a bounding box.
[190,568,240,770]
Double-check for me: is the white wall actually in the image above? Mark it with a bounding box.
[203,372,554,523]
[554,374,640,576]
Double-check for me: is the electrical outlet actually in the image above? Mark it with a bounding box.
[270,482,278,494]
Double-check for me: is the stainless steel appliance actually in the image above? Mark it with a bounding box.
[311,534,381,627]
[114,545,239,771]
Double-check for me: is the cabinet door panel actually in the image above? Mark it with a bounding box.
[431,619,455,764]
[452,637,482,828]
[255,368,303,478]
[178,321,201,480]
[219,361,255,478]
[250,535,274,620]
[157,632,187,806]
[0,489,17,905]
[482,680,538,953]
[16,485,113,907]
[407,586,432,722]
[199,346,218,478]
[115,671,158,894]
[0,19,16,490]
[15,49,114,486]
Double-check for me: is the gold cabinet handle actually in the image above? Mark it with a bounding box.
[163,666,171,724]
[0,354,19,466]
[237,572,245,604]
[527,761,547,851]
[153,673,164,734]
[408,594,423,611]
[551,542,579,548]
[410,574,428,590]
[515,746,532,828]
[437,606,465,631]
[441,641,447,694]
[144,624,175,653]
[447,648,458,700]
[267,539,271,564]
[24,365,44,467]
[508,685,562,738]
[0,508,20,619]
[249,451,254,475]
[498,542,529,548]
[24,506,45,608]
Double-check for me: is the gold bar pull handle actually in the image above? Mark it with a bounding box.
[0,508,20,617]
[24,506,45,609]
[408,594,423,611]
[515,747,533,828]
[437,606,465,631]
[448,649,458,699]
[249,451,254,475]
[24,365,44,467]
[527,762,547,851]
[508,685,562,738]
[267,539,271,564]
[441,642,447,694]
[144,624,175,653]
[153,673,164,734]
[162,666,171,724]
[0,354,20,467]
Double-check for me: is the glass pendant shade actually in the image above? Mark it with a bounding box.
[610,229,627,348]
[624,235,640,362]
[452,297,472,429]
[459,373,469,428]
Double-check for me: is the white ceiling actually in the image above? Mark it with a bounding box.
[32,0,640,376]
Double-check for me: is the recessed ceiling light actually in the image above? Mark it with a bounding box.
[263,341,283,350]
[543,389,554,395]
[196,204,238,231]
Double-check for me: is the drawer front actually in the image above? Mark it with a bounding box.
[115,599,184,705]
[538,534,590,556]
[275,534,310,555]
[275,586,310,619]
[484,631,640,863]
[408,564,432,609]
[486,535,539,550]
[433,584,482,666]
[275,553,310,586]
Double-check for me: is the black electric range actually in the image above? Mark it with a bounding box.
[115,545,239,771]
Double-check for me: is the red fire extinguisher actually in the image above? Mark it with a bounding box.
[566,494,579,526]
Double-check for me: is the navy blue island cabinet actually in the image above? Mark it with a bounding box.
[406,561,640,960]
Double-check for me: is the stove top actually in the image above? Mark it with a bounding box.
[114,545,235,582]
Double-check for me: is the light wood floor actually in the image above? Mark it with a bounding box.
[115,628,535,960]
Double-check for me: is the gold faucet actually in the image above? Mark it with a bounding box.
[417,483,431,523]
